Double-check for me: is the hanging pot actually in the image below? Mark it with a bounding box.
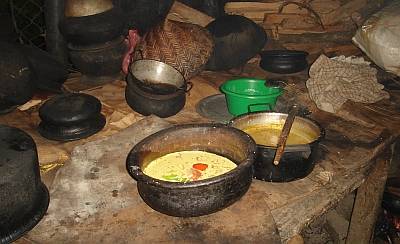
[229,112,324,182]
[60,7,126,45]
[126,123,257,217]
[259,50,309,74]
[205,15,267,71]
[68,36,127,77]
[125,73,187,118]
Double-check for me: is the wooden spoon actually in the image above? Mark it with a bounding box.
[273,104,299,166]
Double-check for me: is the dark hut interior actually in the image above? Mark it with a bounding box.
[0,0,400,243]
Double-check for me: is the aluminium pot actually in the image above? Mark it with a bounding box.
[229,112,324,182]
[129,59,186,95]
[259,50,308,74]
[68,36,127,76]
[125,73,187,118]
[126,123,257,217]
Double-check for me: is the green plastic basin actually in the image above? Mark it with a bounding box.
[220,78,283,116]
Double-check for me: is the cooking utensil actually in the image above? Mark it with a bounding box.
[260,50,308,74]
[125,73,186,118]
[65,0,113,17]
[273,104,299,165]
[229,112,324,182]
[126,123,257,217]
[129,59,186,94]
[220,78,283,116]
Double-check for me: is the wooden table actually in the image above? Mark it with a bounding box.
[5,64,400,243]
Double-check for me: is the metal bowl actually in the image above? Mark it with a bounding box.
[129,59,186,94]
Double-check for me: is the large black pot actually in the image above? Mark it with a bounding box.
[230,112,324,182]
[205,15,267,71]
[0,42,34,113]
[60,7,126,45]
[125,73,186,118]
[21,45,68,92]
[260,50,309,74]
[68,36,127,76]
[112,0,174,34]
[126,123,257,217]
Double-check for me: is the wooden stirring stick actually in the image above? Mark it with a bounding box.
[273,104,299,166]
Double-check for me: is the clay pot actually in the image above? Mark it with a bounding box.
[65,0,113,17]
[259,50,309,74]
[68,36,127,76]
[0,125,49,243]
[205,15,267,71]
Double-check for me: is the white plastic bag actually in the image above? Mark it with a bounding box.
[352,1,400,76]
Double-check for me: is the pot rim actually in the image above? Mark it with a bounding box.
[220,78,283,99]
[126,123,257,189]
[260,50,309,57]
[228,111,325,149]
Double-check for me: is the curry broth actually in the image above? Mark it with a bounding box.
[143,151,237,182]
[243,124,315,147]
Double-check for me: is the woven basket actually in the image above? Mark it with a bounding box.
[135,20,214,80]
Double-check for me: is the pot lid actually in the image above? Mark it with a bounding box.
[39,93,102,125]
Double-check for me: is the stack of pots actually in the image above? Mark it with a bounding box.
[125,59,191,118]
[60,0,128,79]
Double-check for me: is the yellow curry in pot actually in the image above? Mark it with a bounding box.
[243,124,315,147]
[143,151,237,183]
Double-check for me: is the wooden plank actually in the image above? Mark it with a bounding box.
[346,153,390,243]
[167,1,214,27]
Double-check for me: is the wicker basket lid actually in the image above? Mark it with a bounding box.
[135,20,214,80]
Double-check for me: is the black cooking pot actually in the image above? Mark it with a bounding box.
[382,177,400,215]
[126,123,257,217]
[229,112,324,182]
[21,45,68,92]
[112,0,174,34]
[125,73,186,118]
[259,50,308,74]
[60,7,126,45]
[205,15,267,71]
[68,36,127,76]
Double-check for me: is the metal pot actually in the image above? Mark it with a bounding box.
[125,73,186,118]
[65,0,113,17]
[68,36,127,76]
[229,112,324,182]
[126,123,257,217]
[259,50,308,74]
[129,59,186,94]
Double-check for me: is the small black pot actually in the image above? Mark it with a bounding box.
[38,93,106,141]
[230,112,324,182]
[60,7,126,45]
[125,73,186,118]
[260,50,309,74]
[126,123,257,217]
[21,45,68,92]
[68,36,127,76]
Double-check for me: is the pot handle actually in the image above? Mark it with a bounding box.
[248,103,272,113]
[127,165,147,182]
[185,81,193,93]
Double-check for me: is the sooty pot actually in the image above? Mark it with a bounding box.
[230,112,324,182]
[126,124,257,217]
[259,50,308,74]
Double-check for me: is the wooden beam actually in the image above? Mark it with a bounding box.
[167,1,214,27]
[346,152,391,243]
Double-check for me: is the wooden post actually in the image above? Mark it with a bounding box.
[346,152,390,243]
